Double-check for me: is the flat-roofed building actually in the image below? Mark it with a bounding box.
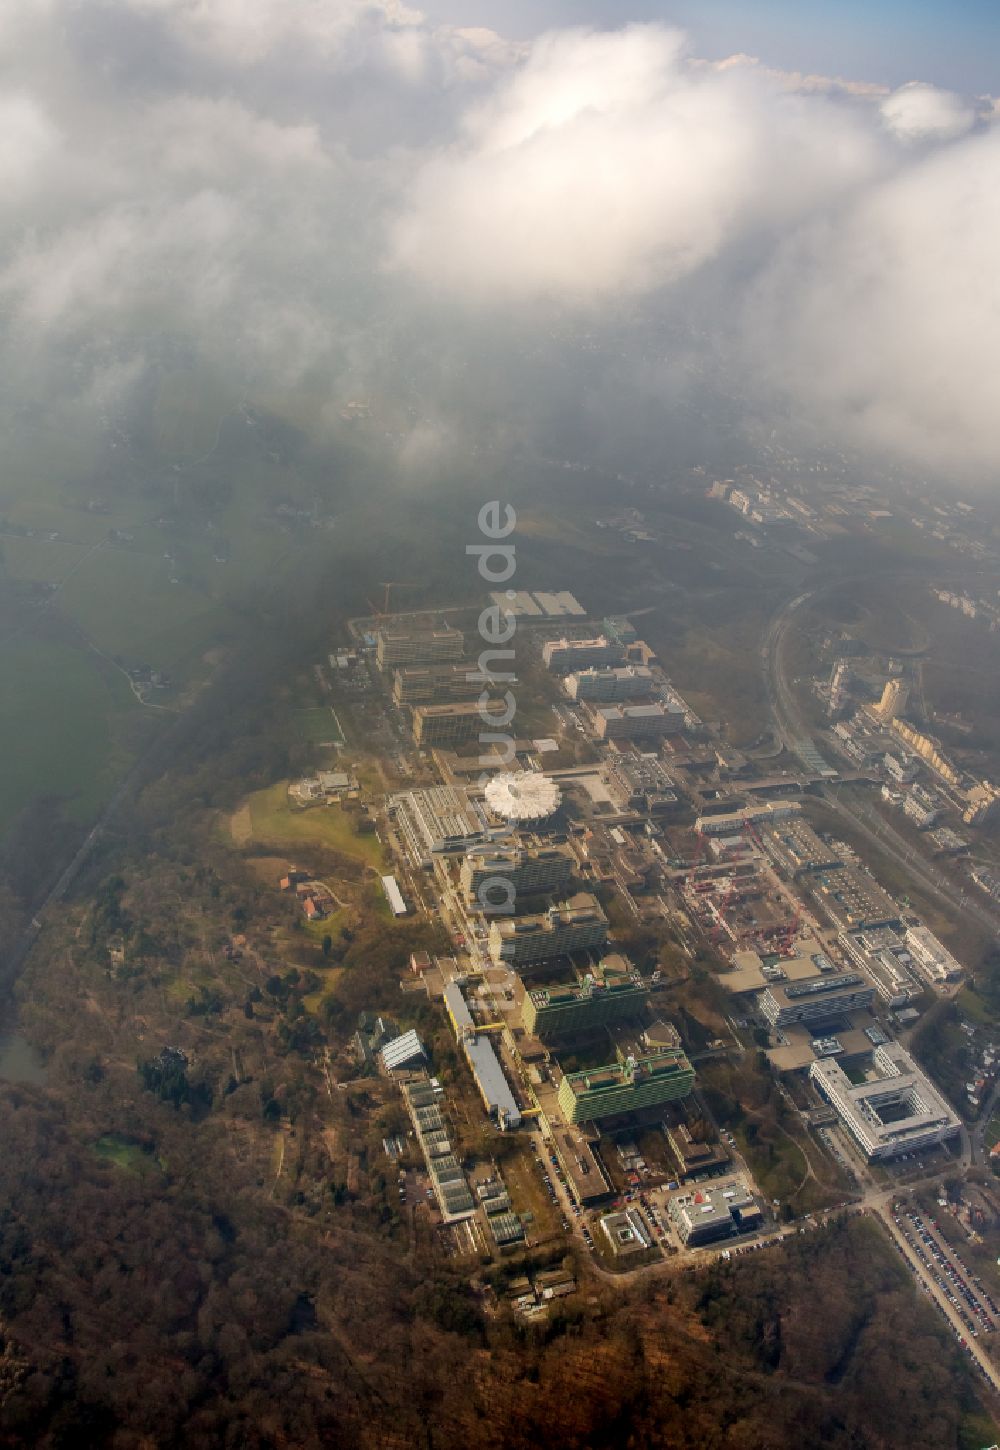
[392,663,484,705]
[763,820,843,877]
[668,1178,759,1246]
[759,971,875,1028]
[606,754,679,814]
[838,928,915,1007]
[521,957,647,1038]
[443,981,521,1129]
[389,785,487,864]
[694,800,802,835]
[488,892,608,968]
[557,1047,694,1124]
[460,842,574,907]
[810,1042,962,1161]
[376,625,464,671]
[542,635,623,673]
[566,665,655,703]
[412,700,497,747]
[592,701,685,742]
[665,1124,730,1181]
[808,864,900,931]
[904,925,963,984]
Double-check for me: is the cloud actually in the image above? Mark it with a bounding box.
[746,125,1000,474]
[0,0,998,486]
[392,25,886,303]
[880,81,977,142]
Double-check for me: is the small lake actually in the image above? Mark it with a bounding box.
[0,1031,48,1085]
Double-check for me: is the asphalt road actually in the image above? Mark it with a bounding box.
[761,588,1000,940]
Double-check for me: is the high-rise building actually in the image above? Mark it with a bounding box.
[872,678,909,722]
[566,666,655,702]
[521,957,647,1037]
[392,664,483,705]
[460,843,574,906]
[542,636,624,673]
[375,625,464,671]
[488,893,607,967]
[592,702,684,741]
[557,1048,694,1124]
[412,701,499,747]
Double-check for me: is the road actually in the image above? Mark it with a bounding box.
[761,587,1000,939]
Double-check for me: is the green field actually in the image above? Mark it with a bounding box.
[238,783,387,871]
[93,1134,159,1176]
[295,707,345,744]
[0,636,138,832]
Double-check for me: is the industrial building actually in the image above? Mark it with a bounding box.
[557,1047,694,1124]
[542,635,624,673]
[668,1179,762,1246]
[592,701,685,742]
[565,665,655,702]
[392,663,482,705]
[488,893,608,968]
[443,981,521,1129]
[375,625,464,671]
[412,700,497,747]
[904,925,963,985]
[810,1043,962,1161]
[521,957,648,1038]
[460,842,574,907]
[762,820,843,877]
[806,863,900,931]
[758,970,875,1028]
[389,785,488,863]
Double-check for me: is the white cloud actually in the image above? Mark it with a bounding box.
[392,25,885,302]
[746,125,1000,474]
[0,1,998,483]
[880,81,976,142]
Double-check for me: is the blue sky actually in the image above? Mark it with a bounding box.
[420,1,1000,93]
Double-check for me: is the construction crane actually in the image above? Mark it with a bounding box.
[367,581,410,623]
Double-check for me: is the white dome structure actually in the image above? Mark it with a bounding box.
[484,771,562,823]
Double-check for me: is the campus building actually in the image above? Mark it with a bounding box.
[557,1047,694,1124]
[389,785,487,863]
[903,925,963,985]
[392,663,482,706]
[443,981,521,1130]
[521,957,648,1038]
[487,893,608,968]
[412,701,498,747]
[565,665,655,703]
[591,701,685,742]
[758,971,875,1028]
[810,1042,961,1161]
[460,843,574,907]
[542,636,624,673]
[375,625,464,671]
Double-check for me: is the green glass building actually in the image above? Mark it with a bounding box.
[522,961,647,1038]
[557,1048,695,1124]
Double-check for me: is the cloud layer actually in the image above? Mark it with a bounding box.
[0,0,997,482]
